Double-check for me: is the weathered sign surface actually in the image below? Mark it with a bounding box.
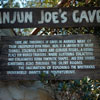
[0,34,100,80]
[0,7,100,28]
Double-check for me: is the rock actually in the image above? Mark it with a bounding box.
[0,29,15,36]
[0,81,55,100]
[38,89,54,100]
[0,29,55,100]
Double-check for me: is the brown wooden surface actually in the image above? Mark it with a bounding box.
[0,7,100,28]
[0,34,100,80]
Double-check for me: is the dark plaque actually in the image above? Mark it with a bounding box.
[0,7,100,28]
[0,34,100,80]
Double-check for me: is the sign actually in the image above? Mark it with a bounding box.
[0,7,100,28]
[0,34,100,80]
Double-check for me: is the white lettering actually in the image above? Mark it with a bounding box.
[11,12,16,24]
[88,10,96,23]
[38,10,44,24]
[80,11,89,23]
[61,11,67,23]
[45,12,51,23]
[73,10,79,23]
[52,12,59,23]
[17,12,24,23]
[25,12,32,23]
[97,10,100,23]
[3,12,10,23]
[0,12,2,24]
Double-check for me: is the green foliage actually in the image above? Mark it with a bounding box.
[39,71,100,99]
[40,72,47,83]
[1,0,100,36]
[0,1,100,99]
[40,76,100,100]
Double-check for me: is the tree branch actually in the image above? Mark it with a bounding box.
[85,0,90,4]
[30,0,68,36]
[11,29,17,36]
[30,28,42,35]
[57,0,69,7]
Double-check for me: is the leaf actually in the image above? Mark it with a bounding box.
[62,81,67,91]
